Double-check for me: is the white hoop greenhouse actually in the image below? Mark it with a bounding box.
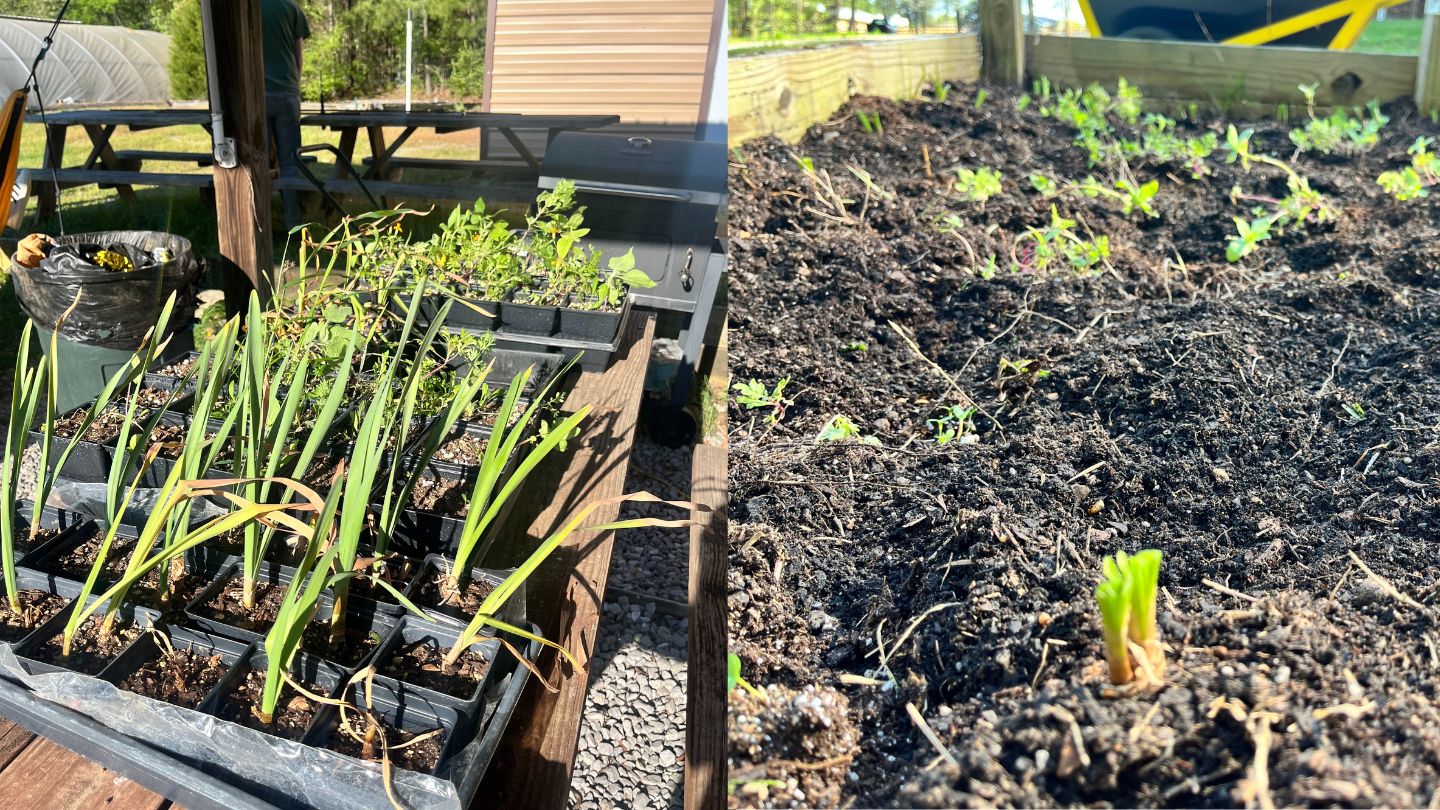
[1,16,170,108]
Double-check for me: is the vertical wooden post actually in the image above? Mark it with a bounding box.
[207,0,274,301]
[1417,14,1440,117]
[979,0,1024,87]
[685,329,729,810]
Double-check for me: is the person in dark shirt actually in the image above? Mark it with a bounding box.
[260,0,311,229]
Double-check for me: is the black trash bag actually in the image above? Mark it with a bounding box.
[13,230,198,349]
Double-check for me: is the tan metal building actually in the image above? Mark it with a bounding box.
[482,0,725,142]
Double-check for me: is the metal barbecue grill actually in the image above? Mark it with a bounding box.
[538,132,727,370]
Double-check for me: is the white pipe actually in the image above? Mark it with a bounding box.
[405,8,413,112]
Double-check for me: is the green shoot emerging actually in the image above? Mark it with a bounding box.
[1095,548,1164,685]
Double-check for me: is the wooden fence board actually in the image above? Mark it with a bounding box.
[1416,15,1440,116]
[729,35,981,145]
[1028,35,1419,109]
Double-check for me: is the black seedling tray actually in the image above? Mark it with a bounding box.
[11,504,98,567]
[204,646,349,742]
[408,555,519,628]
[368,614,504,722]
[559,295,625,343]
[15,590,162,678]
[498,298,558,336]
[0,569,86,647]
[396,289,500,332]
[102,623,251,695]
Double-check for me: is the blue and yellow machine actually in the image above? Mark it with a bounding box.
[1076,0,1408,48]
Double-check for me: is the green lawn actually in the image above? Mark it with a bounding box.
[1354,18,1425,54]
[729,32,923,56]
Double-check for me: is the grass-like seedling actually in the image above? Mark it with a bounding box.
[1,323,46,612]
[441,492,698,676]
[1095,549,1164,685]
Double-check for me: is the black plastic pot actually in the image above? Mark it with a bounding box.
[399,289,500,331]
[0,568,84,646]
[11,504,99,567]
[102,624,251,699]
[369,614,503,716]
[20,518,111,587]
[184,561,402,665]
[14,586,162,678]
[205,646,348,744]
[498,297,558,336]
[558,295,624,343]
[408,554,521,628]
[312,676,462,776]
[35,376,194,484]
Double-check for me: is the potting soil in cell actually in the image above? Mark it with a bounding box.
[728,85,1440,807]
[0,645,462,809]
[379,637,490,699]
[117,648,228,709]
[0,591,66,643]
[325,714,443,773]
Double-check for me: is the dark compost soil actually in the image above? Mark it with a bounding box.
[378,635,490,698]
[323,712,443,773]
[0,590,67,643]
[727,84,1440,808]
[118,645,229,709]
[31,617,142,676]
[194,575,383,665]
[217,665,323,741]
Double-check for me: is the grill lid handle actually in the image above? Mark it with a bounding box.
[571,180,695,202]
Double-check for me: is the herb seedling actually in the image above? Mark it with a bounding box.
[928,404,977,445]
[1095,549,1164,685]
[953,167,1003,204]
[733,378,792,424]
[1342,402,1367,423]
[728,652,765,699]
[1377,137,1439,201]
[815,415,879,445]
[840,341,868,353]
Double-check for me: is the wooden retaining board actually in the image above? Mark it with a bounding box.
[729,34,981,145]
[1028,35,1420,109]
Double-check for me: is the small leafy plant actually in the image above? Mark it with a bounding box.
[928,404,977,445]
[733,378,792,424]
[1095,549,1164,685]
[1289,85,1388,155]
[1377,137,1439,201]
[1012,206,1110,274]
[1223,125,1335,262]
[814,415,878,446]
[953,167,1003,204]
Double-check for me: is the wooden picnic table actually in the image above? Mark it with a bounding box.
[0,313,663,810]
[300,110,620,178]
[19,108,619,220]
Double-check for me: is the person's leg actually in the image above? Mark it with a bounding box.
[265,93,303,229]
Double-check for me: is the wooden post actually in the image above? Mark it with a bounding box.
[1418,14,1440,117]
[685,329,729,810]
[979,0,1024,86]
[206,0,274,301]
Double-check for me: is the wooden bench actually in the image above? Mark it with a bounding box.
[25,168,214,190]
[113,150,214,167]
[359,156,537,176]
[273,175,537,204]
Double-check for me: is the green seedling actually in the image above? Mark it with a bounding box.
[1377,137,1438,201]
[1226,215,1275,262]
[929,404,977,445]
[733,378,792,424]
[815,414,878,446]
[1012,206,1110,274]
[728,652,764,699]
[1076,175,1159,217]
[973,88,987,109]
[1342,402,1367,422]
[954,167,1003,204]
[856,111,883,134]
[1095,548,1164,685]
[839,341,868,354]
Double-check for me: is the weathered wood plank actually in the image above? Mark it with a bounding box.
[980,0,1024,86]
[0,735,168,810]
[208,0,275,299]
[1417,15,1440,116]
[0,718,37,771]
[477,313,657,810]
[685,327,728,810]
[1028,35,1419,108]
[729,35,981,145]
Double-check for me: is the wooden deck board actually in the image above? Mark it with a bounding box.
[477,312,657,809]
[0,729,170,810]
[686,328,729,810]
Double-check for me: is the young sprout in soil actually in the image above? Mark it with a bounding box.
[839,341,868,354]
[1223,125,1335,262]
[814,415,879,446]
[1342,402,1367,423]
[1377,137,1438,201]
[1095,549,1164,686]
[789,152,855,223]
[973,88,987,109]
[728,652,764,699]
[929,405,977,445]
[733,378,792,425]
[1011,206,1111,274]
[856,111,883,134]
[1289,85,1388,156]
[1076,175,1159,218]
[953,167,1003,205]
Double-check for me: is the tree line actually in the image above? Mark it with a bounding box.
[11,0,487,102]
[729,1,978,39]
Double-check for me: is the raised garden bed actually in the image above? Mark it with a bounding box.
[727,82,1440,807]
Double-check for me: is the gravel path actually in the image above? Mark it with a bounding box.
[569,434,691,810]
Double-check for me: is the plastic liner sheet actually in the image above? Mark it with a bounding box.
[0,644,461,810]
[13,230,197,349]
